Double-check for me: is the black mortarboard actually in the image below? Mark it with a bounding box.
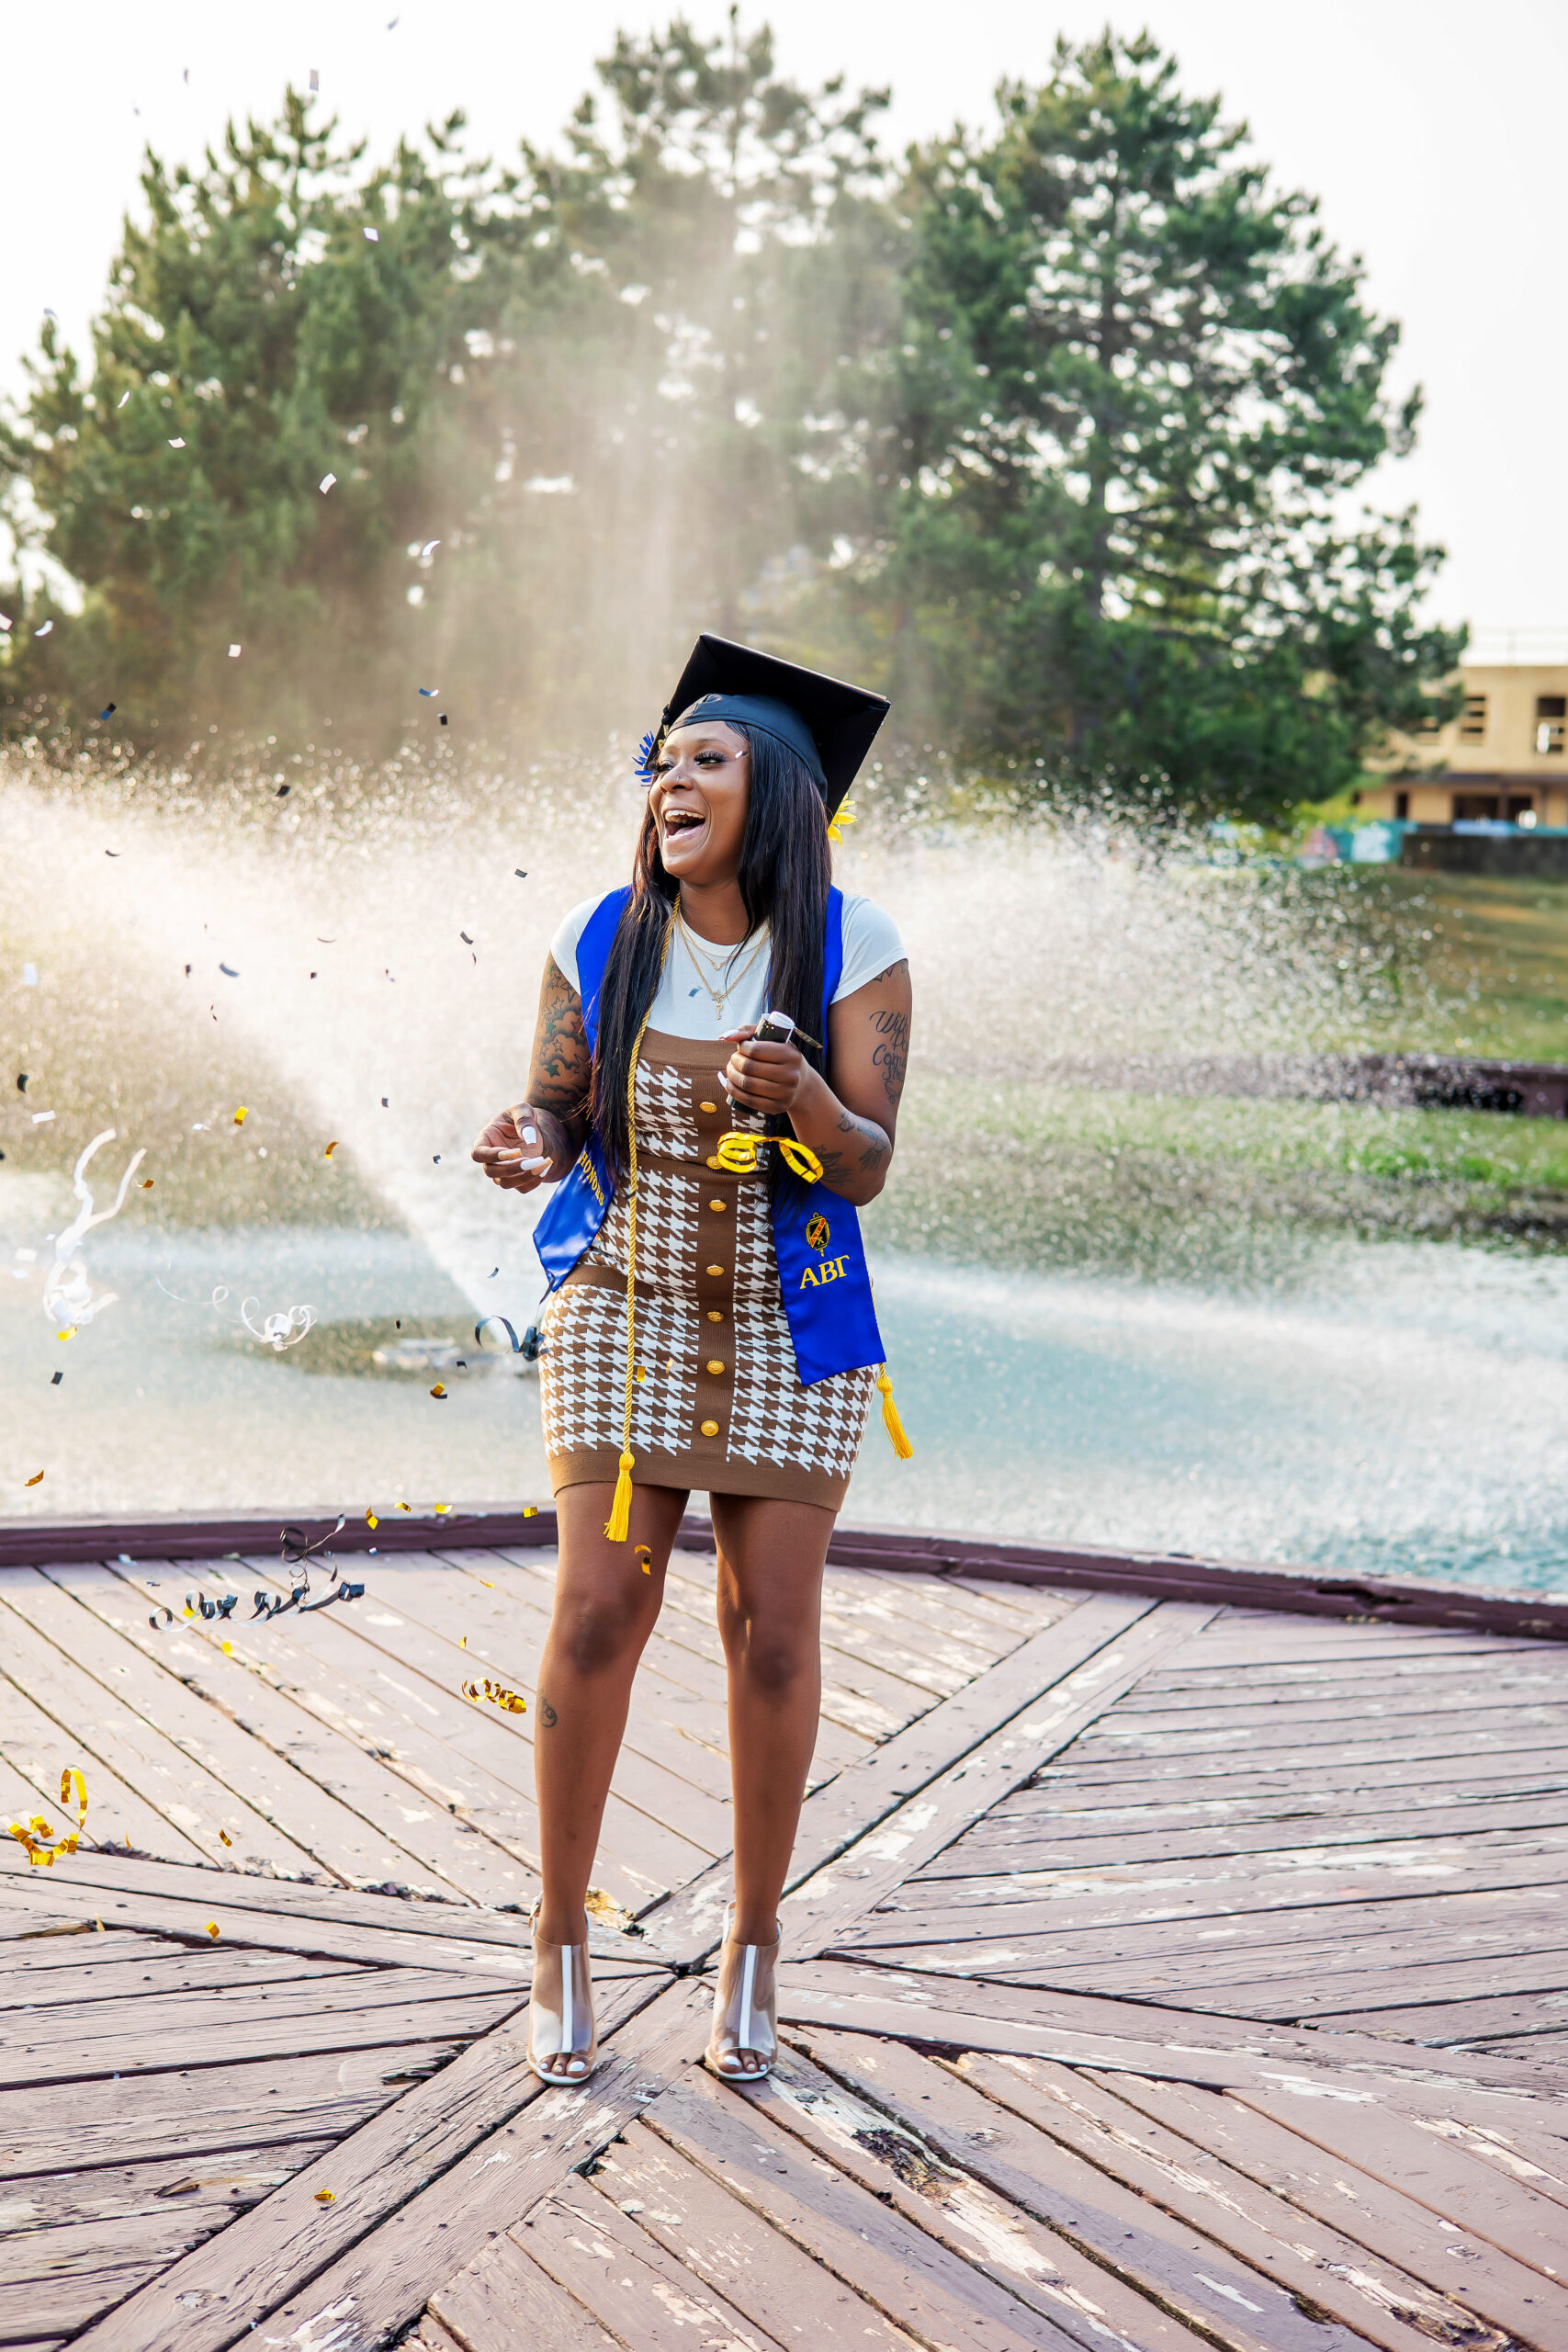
[637,635,889,820]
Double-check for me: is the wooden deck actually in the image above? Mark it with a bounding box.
[4,1529,1567,2351]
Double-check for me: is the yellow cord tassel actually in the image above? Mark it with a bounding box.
[715,1129,823,1182]
[606,923,672,1544]
[605,1447,635,1544]
[876,1368,913,1459]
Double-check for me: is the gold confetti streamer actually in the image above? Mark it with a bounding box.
[462,1677,526,1713]
[24,1471,43,1487]
[635,1544,652,1576]
[8,1767,88,1867]
[429,1383,447,1398]
[140,1177,154,1189]
[315,2189,335,2203]
[233,1106,248,1125]
[206,1921,220,1939]
[523,1506,538,1519]
[219,1828,232,1847]
[324,1140,339,1158]
[365,1508,378,1529]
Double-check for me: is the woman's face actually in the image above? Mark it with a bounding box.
[649,720,750,885]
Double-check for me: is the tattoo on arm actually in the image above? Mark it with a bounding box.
[528,956,592,1137]
[818,1105,891,1184]
[870,1006,909,1111]
[539,1698,558,1728]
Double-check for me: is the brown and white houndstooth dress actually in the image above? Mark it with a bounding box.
[539,1031,877,1509]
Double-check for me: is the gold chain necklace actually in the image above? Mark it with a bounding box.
[674,905,769,1020]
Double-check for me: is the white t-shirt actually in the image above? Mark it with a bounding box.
[549,892,905,1039]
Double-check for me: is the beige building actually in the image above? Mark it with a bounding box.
[1358,662,1568,826]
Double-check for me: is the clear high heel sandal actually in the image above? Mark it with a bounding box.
[526,1899,600,2085]
[705,1904,780,2083]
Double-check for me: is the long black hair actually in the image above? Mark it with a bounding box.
[592,723,833,1204]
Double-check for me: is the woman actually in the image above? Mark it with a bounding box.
[471,636,912,2088]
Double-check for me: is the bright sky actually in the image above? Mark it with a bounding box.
[5,0,1563,643]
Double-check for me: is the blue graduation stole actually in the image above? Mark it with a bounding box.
[532,887,887,1387]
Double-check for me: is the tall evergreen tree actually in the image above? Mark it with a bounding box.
[819,30,1462,815]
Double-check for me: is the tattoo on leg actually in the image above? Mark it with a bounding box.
[539,1698,558,1728]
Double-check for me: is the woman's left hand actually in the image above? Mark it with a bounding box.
[722,1023,809,1115]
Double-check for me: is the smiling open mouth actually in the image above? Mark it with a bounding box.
[663,808,706,838]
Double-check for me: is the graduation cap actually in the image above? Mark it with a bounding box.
[639,634,888,820]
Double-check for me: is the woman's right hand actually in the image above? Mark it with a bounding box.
[471,1102,554,1193]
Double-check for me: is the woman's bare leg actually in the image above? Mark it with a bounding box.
[535,1481,689,1945]
[708,1493,835,1946]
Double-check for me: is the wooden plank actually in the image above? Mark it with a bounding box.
[939,1789,1568,1873]
[65,1973,690,2352]
[1093,2071,1567,2346]
[1104,1693,1568,1749]
[51,1561,515,1899]
[1218,2078,1568,2279]
[581,2132,942,2352]
[945,2049,1491,2352]
[839,1562,1077,1648]
[0,1590,317,1875]
[840,1913,1568,2014]
[0,2143,322,2340]
[0,2046,444,2181]
[645,1593,1161,1965]
[846,1842,1568,1948]
[428,2231,623,2350]
[516,2186,796,2352]
[1315,1989,1568,2045]
[2,1973,531,2089]
[0,1844,656,1983]
[0,1849,539,1975]
[774,1959,1568,2118]
[1,1945,368,2009]
[1133,1654,1568,1701]
[1069,1711,1568,1771]
[635,2052,1213,2352]
[1017,1738,1568,1795]
[770,2032,1358,2352]
[784,1603,1217,1962]
[0,1673,209,1867]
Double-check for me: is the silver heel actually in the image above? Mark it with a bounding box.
[705,1903,779,2083]
[526,1898,600,2085]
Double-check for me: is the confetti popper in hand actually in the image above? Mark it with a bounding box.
[463,1678,526,1714]
[9,1768,87,1867]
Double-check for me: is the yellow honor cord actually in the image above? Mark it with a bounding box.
[714,1130,824,1182]
[606,920,673,1544]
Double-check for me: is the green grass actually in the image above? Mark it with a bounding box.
[864,1073,1568,1285]
[1328,869,1568,1063]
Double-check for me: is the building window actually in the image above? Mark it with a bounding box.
[1460,693,1487,739]
[1536,695,1565,755]
[1394,789,1410,820]
[1506,795,1535,821]
[1453,794,1500,821]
